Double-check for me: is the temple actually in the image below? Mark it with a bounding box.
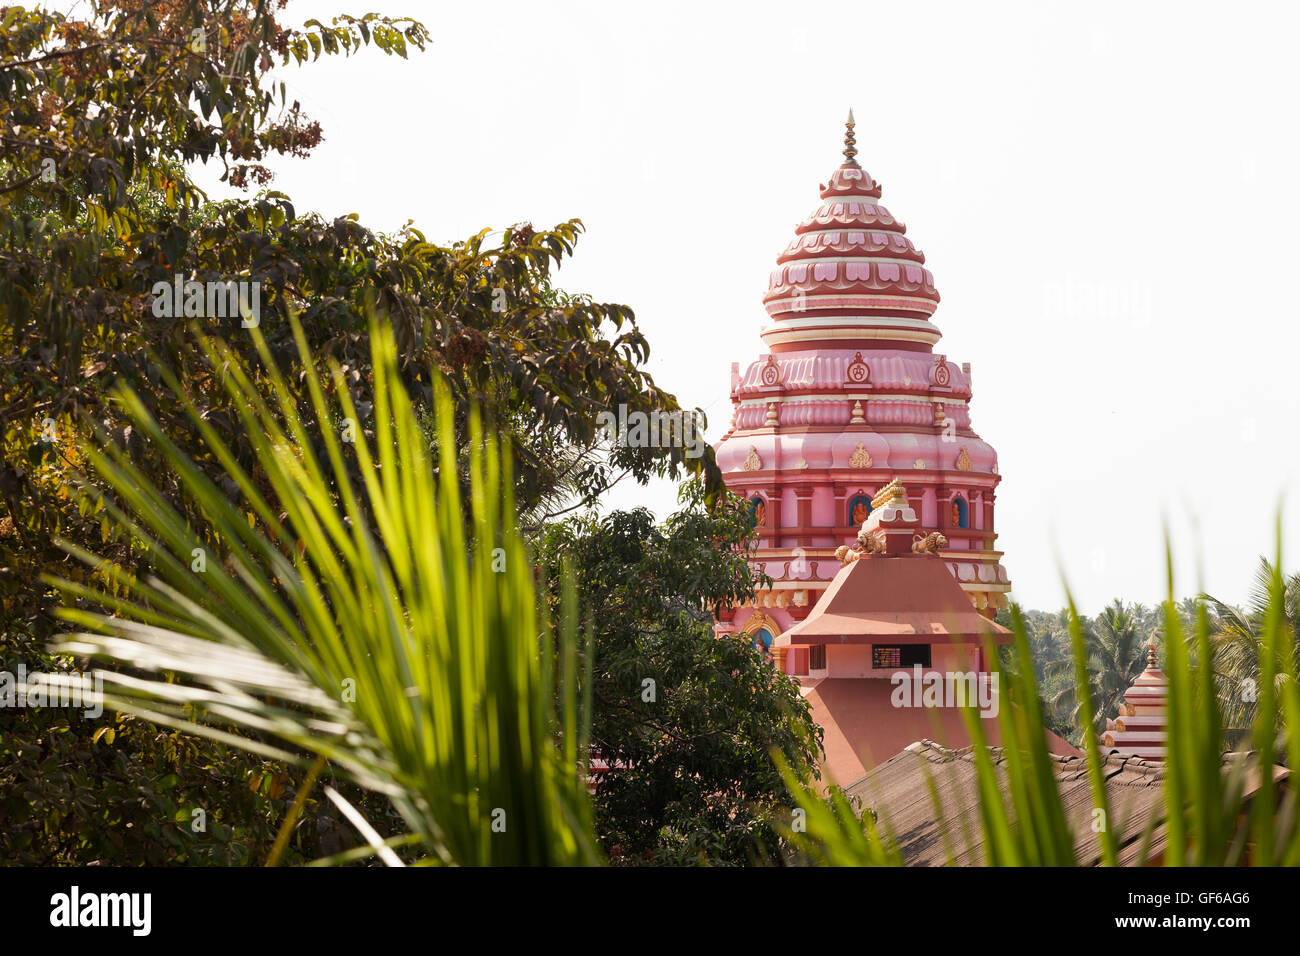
[713,115,1067,784]
[1102,636,1169,760]
[714,112,1010,671]
[702,115,1274,848]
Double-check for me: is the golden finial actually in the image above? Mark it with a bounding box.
[1147,636,1159,666]
[843,108,858,166]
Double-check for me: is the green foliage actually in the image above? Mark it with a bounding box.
[46,312,601,865]
[1,0,717,866]
[1202,558,1300,730]
[537,484,823,865]
[1000,598,1212,746]
[0,692,302,865]
[1044,599,1149,740]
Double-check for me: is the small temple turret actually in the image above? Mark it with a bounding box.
[1102,636,1169,760]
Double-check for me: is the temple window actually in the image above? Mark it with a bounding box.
[872,645,931,669]
[847,494,872,527]
[809,645,827,670]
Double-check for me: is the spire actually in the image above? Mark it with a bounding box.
[843,108,858,166]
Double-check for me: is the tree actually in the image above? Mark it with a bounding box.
[2,0,718,864]
[537,484,824,866]
[41,315,601,865]
[1202,557,1300,730]
[2,1,720,624]
[1045,598,1149,738]
[1044,599,1149,738]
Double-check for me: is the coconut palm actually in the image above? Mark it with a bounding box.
[1045,599,1149,737]
[1202,558,1300,730]
[46,314,601,866]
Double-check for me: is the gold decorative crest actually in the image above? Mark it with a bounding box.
[743,446,761,471]
[849,442,872,468]
[956,446,973,471]
[871,478,907,509]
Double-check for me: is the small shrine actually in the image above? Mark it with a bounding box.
[1102,637,1169,760]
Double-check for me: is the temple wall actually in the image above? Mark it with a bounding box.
[921,489,937,527]
[811,486,834,525]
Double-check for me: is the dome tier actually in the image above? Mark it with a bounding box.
[761,116,941,351]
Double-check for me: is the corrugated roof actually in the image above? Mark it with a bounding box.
[840,741,1167,866]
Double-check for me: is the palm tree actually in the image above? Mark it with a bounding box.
[46,315,601,866]
[1046,599,1149,738]
[1202,558,1300,730]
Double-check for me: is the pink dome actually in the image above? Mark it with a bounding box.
[761,116,942,350]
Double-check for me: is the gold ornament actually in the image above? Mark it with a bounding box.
[871,478,907,510]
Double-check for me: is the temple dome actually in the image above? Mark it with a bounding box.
[761,115,942,351]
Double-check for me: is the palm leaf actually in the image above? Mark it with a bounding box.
[45,311,601,866]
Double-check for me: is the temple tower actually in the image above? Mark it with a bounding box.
[714,114,1010,673]
[1102,637,1169,760]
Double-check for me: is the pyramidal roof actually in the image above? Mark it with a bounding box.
[780,554,1011,646]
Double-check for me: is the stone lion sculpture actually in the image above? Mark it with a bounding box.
[911,531,948,554]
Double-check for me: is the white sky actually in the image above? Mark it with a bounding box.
[187,0,1300,613]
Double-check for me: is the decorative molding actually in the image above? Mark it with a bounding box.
[956,446,973,471]
[850,400,866,424]
[743,446,762,471]
[763,403,779,427]
[871,479,907,510]
[849,442,873,469]
[741,610,780,639]
[913,458,926,469]
[760,355,781,387]
[932,353,951,388]
[845,352,871,386]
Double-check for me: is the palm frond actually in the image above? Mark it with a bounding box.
[46,312,601,866]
